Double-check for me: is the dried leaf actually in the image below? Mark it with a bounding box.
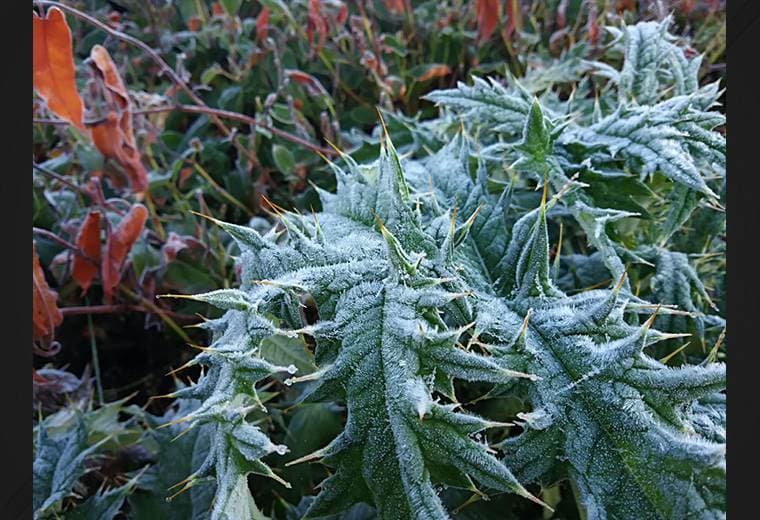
[90,45,129,110]
[504,0,522,39]
[161,232,200,264]
[211,2,225,16]
[71,211,101,293]
[336,2,349,25]
[33,243,63,341]
[475,0,499,43]
[89,45,148,193]
[416,64,452,83]
[256,7,270,42]
[187,16,202,32]
[307,0,328,57]
[285,69,329,96]
[32,7,85,130]
[586,0,600,46]
[102,204,148,302]
[383,0,406,14]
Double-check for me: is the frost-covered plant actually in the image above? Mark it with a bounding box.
[162,16,726,520]
[164,129,725,518]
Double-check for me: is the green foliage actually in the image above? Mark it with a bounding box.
[33,2,727,519]
[170,126,724,519]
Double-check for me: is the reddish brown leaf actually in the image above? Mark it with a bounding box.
[71,211,101,293]
[211,2,225,16]
[33,7,85,130]
[383,0,406,14]
[416,64,452,83]
[187,16,202,32]
[161,232,201,264]
[102,204,148,302]
[90,112,121,159]
[90,45,130,111]
[557,0,568,29]
[504,0,522,39]
[336,3,349,25]
[88,45,148,193]
[307,0,328,57]
[33,369,46,384]
[33,243,63,341]
[256,7,270,42]
[475,0,500,43]
[586,1,599,46]
[285,69,329,96]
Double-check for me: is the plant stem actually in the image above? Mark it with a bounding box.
[35,103,336,156]
[85,297,104,406]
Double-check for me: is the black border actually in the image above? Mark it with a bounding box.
[727,0,760,517]
[2,0,33,517]
[5,1,758,518]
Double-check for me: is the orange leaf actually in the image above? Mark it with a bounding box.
[504,0,522,39]
[256,7,270,42]
[187,16,202,32]
[475,0,499,43]
[285,69,329,96]
[71,211,101,293]
[416,64,452,83]
[33,7,85,130]
[91,112,121,159]
[102,204,148,302]
[211,2,225,16]
[90,45,130,111]
[383,0,406,14]
[89,45,148,193]
[33,243,63,341]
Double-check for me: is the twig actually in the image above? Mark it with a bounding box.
[60,304,198,322]
[36,104,336,157]
[191,160,253,217]
[85,296,104,406]
[32,227,97,265]
[33,163,126,216]
[118,285,192,343]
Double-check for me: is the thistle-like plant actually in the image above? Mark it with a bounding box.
[164,125,725,518]
[160,16,725,520]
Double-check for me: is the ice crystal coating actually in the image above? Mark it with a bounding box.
[168,18,725,520]
[171,130,724,518]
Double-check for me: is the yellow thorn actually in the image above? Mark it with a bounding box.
[165,360,195,377]
[376,107,389,139]
[266,470,291,489]
[146,392,176,403]
[519,309,533,337]
[157,414,194,430]
[315,150,330,163]
[189,209,220,224]
[642,305,662,330]
[285,447,328,467]
[706,328,725,363]
[520,486,555,512]
[156,293,195,300]
[461,204,483,229]
[659,342,691,364]
[171,424,196,443]
[167,472,197,492]
[452,493,483,515]
[613,270,628,292]
[323,137,343,156]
